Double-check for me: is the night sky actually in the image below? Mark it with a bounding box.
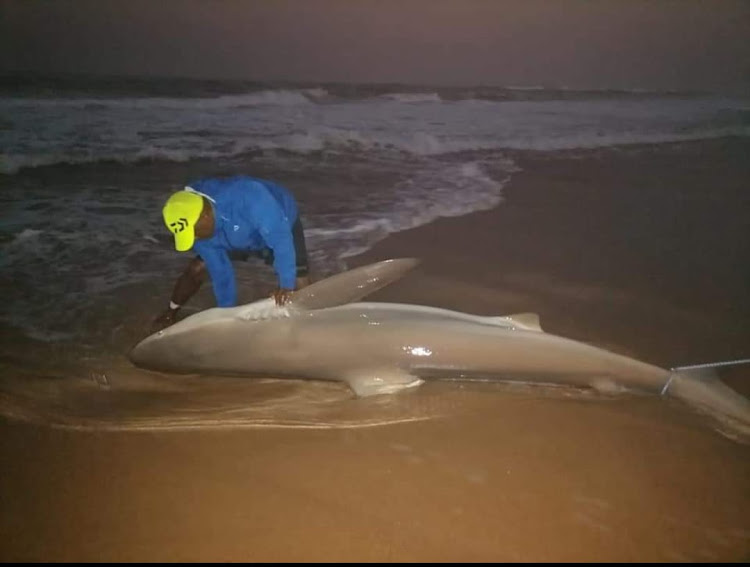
[2,0,749,92]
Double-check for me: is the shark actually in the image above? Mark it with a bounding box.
[129,258,750,428]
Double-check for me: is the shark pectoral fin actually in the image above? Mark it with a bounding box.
[222,259,420,322]
[345,368,424,397]
[291,258,420,310]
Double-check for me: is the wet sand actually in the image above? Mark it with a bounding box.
[1,140,749,561]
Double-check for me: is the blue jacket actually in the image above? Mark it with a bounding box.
[186,176,300,307]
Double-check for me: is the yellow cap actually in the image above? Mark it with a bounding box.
[162,191,204,251]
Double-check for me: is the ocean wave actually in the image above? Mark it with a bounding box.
[377,92,443,103]
[0,88,318,110]
[3,86,748,173]
[3,128,748,175]
[4,73,734,100]
[0,152,518,340]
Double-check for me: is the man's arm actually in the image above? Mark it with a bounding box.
[244,187,298,304]
[151,257,207,332]
[150,246,237,333]
[199,245,238,308]
[265,224,297,289]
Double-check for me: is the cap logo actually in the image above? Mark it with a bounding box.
[169,217,189,234]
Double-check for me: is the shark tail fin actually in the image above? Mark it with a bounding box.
[663,359,750,430]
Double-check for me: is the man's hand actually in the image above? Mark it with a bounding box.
[272,288,294,306]
[151,308,178,334]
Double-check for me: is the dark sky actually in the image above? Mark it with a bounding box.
[2,0,749,91]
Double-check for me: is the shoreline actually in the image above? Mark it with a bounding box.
[1,138,749,561]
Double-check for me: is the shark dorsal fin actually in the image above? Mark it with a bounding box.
[491,312,543,332]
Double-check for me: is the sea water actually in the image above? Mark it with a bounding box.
[1,76,748,343]
[1,75,749,432]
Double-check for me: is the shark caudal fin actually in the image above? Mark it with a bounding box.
[289,258,420,311]
[662,359,750,431]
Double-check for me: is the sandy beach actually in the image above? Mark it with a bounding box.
[1,140,749,561]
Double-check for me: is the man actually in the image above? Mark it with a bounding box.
[152,175,311,332]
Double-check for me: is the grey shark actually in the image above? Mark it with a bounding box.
[130,258,750,428]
